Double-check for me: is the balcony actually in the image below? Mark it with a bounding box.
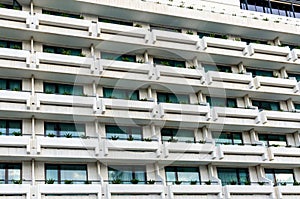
[103,138,159,151]
[202,36,247,51]
[224,184,275,198]
[152,29,199,45]
[106,184,165,199]
[268,146,300,162]
[37,184,102,199]
[206,71,252,85]
[252,76,297,92]
[276,185,300,199]
[217,144,266,161]
[0,135,31,153]
[36,52,91,67]
[163,141,214,158]
[35,136,100,158]
[245,43,291,57]
[0,184,31,199]
[0,47,29,61]
[168,184,222,198]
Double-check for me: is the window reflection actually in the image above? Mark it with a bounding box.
[265,169,294,185]
[45,164,87,184]
[165,167,201,185]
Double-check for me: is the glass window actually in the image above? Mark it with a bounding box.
[252,100,280,111]
[43,45,82,56]
[165,167,201,185]
[153,58,185,68]
[294,103,300,110]
[45,164,87,184]
[99,18,133,26]
[265,169,294,185]
[161,128,194,143]
[206,97,237,108]
[42,9,82,19]
[247,68,273,77]
[103,88,139,100]
[44,122,85,138]
[288,73,300,82]
[0,40,22,49]
[105,125,142,141]
[150,25,181,33]
[0,163,21,184]
[217,168,249,186]
[213,132,243,145]
[258,134,287,147]
[0,79,22,91]
[44,82,83,96]
[108,165,146,184]
[157,92,189,104]
[0,0,21,10]
[101,52,135,62]
[203,64,232,73]
[0,120,22,136]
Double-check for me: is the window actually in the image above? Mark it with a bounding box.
[0,120,22,136]
[258,134,287,147]
[0,40,22,49]
[101,52,135,62]
[0,79,21,91]
[153,58,185,68]
[265,169,294,185]
[165,167,201,185]
[203,64,232,73]
[105,125,142,141]
[246,68,273,77]
[0,0,21,10]
[206,97,237,108]
[103,88,139,100]
[217,168,249,186]
[161,128,194,143]
[252,100,280,111]
[240,0,300,19]
[0,163,21,184]
[294,103,300,110]
[213,132,243,145]
[150,25,181,33]
[44,122,85,138]
[157,92,189,104]
[240,38,268,45]
[99,17,133,26]
[44,82,83,96]
[45,164,87,184]
[198,32,227,39]
[108,165,146,184]
[43,45,82,56]
[288,73,300,82]
[42,9,82,19]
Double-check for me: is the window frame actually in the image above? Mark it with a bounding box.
[157,92,190,104]
[0,163,22,184]
[43,82,83,96]
[103,87,139,100]
[45,164,88,184]
[105,125,143,141]
[258,134,287,147]
[0,120,22,136]
[265,169,295,185]
[108,165,147,184]
[0,79,22,91]
[217,167,250,186]
[165,166,201,185]
[213,132,243,145]
[252,100,280,111]
[44,122,86,138]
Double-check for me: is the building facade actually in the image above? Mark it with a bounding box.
[0,0,300,198]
